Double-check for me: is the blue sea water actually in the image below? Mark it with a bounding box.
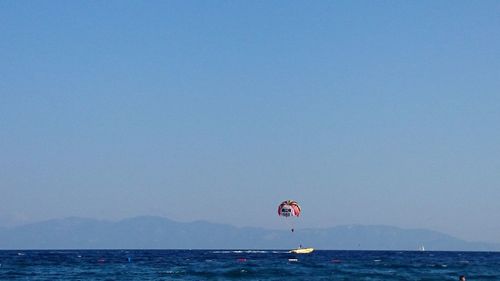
[0,250,499,280]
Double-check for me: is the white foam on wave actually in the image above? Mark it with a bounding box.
[242,250,268,254]
[161,270,185,274]
[211,250,269,254]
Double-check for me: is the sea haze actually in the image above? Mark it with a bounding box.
[0,216,498,251]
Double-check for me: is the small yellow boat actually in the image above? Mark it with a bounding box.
[289,247,314,254]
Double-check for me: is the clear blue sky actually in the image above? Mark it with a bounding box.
[1,1,499,243]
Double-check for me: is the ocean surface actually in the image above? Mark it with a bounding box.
[0,250,499,280]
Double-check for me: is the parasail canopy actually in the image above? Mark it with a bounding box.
[278,200,301,217]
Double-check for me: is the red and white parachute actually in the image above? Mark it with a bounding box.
[278,200,301,232]
[277,200,301,217]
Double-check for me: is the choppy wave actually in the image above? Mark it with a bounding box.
[1,250,499,280]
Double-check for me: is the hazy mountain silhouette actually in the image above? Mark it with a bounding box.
[0,216,498,251]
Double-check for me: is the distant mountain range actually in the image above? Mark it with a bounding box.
[0,216,498,251]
